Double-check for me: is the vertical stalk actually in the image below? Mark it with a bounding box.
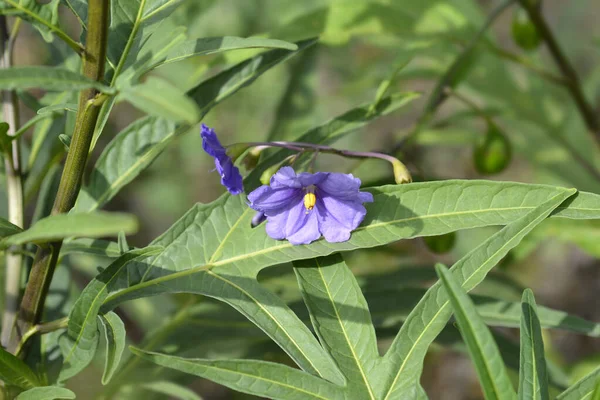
[518,0,600,140]
[0,17,24,348]
[9,0,110,353]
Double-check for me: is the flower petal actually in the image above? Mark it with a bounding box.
[216,157,244,195]
[201,124,226,157]
[315,195,368,243]
[317,172,365,200]
[270,167,327,189]
[248,185,302,213]
[286,208,320,245]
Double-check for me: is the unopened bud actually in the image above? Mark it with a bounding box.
[241,146,265,170]
[392,159,412,184]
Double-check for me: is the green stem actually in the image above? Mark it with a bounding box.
[14,317,68,357]
[518,0,600,141]
[0,16,25,348]
[10,0,110,354]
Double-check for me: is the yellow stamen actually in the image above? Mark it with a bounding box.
[304,192,316,211]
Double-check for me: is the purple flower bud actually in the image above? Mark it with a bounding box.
[247,167,374,245]
[200,124,244,195]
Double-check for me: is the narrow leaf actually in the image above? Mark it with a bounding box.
[293,254,378,398]
[131,348,346,400]
[0,67,113,92]
[557,366,600,400]
[0,216,23,238]
[1,212,138,247]
[98,311,126,384]
[519,289,549,400]
[61,238,122,258]
[436,264,517,400]
[15,386,75,400]
[146,36,298,71]
[141,381,203,400]
[119,77,201,124]
[0,346,42,389]
[378,188,577,399]
[37,103,78,114]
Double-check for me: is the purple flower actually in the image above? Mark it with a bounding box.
[201,124,244,195]
[248,167,374,245]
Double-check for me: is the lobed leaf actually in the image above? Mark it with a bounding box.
[130,348,346,400]
[293,255,378,398]
[436,264,517,400]
[377,188,577,399]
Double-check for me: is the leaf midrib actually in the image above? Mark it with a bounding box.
[445,277,504,399]
[380,194,567,400]
[205,270,326,379]
[104,204,579,308]
[315,259,376,400]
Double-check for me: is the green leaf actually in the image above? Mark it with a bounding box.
[140,381,203,400]
[108,0,187,79]
[377,187,578,400]
[37,103,78,115]
[0,346,42,389]
[1,0,62,43]
[591,379,600,400]
[364,287,600,338]
[67,183,600,388]
[436,264,517,400]
[0,67,113,92]
[519,289,549,400]
[293,254,378,399]
[0,216,23,238]
[557,366,600,400]
[130,348,346,400]
[0,212,138,247]
[119,77,201,124]
[142,36,299,72]
[61,238,122,258]
[76,39,318,212]
[189,38,317,117]
[98,311,126,384]
[60,247,163,382]
[15,386,75,400]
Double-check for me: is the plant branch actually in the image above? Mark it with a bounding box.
[0,16,25,348]
[10,0,110,354]
[2,0,84,55]
[518,0,600,140]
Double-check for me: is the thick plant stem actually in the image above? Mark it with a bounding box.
[518,0,600,140]
[0,17,24,348]
[10,0,110,353]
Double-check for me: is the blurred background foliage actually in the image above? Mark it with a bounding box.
[4,0,600,398]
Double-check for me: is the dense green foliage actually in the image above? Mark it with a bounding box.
[0,0,598,399]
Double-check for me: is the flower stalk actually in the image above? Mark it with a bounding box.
[234,141,412,184]
[9,0,110,354]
